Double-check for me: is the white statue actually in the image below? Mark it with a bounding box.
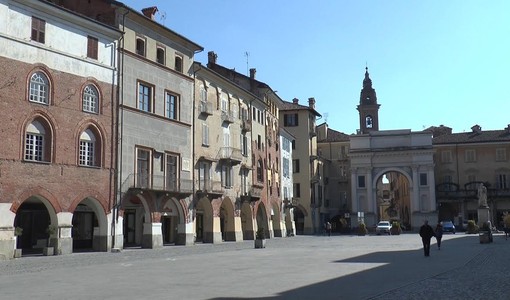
[478,184,488,207]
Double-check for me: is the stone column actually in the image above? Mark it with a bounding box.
[0,204,15,259]
[176,222,194,246]
[366,168,374,214]
[412,167,420,211]
[351,168,358,212]
[55,212,73,255]
[142,222,162,248]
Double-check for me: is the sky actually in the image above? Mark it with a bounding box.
[122,0,510,135]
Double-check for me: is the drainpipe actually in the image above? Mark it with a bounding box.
[191,60,203,228]
[111,8,129,251]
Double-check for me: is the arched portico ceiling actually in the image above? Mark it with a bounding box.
[220,197,235,215]
[73,197,108,233]
[372,167,413,188]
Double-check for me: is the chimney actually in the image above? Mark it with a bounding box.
[207,51,217,65]
[308,97,316,109]
[471,124,482,133]
[141,6,158,20]
[249,68,256,79]
[292,98,299,104]
[506,124,510,134]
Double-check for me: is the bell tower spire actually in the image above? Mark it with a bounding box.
[357,67,381,134]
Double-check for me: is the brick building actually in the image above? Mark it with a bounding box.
[0,0,121,258]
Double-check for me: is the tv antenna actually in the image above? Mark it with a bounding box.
[324,112,329,123]
[244,51,250,76]
[159,11,167,25]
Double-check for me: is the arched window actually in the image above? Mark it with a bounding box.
[25,120,49,162]
[365,115,373,128]
[29,72,49,104]
[79,129,98,167]
[83,85,99,113]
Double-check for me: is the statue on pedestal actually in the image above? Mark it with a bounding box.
[478,183,488,207]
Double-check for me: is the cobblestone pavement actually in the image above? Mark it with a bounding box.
[370,234,510,300]
[0,233,508,299]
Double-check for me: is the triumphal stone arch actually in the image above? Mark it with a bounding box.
[349,129,437,230]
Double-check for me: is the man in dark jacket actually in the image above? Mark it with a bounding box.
[419,220,435,257]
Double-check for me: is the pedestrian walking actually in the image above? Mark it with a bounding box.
[419,220,434,257]
[326,222,332,236]
[435,222,443,250]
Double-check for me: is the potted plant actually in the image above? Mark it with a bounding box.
[390,221,402,235]
[254,227,266,248]
[357,222,368,236]
[13,227,23,258]
[43,225,56,256]
[466,220,478,234]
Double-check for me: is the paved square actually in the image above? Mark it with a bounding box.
[1,233,508,300]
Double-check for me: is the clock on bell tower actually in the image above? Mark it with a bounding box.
[356,67,380,134]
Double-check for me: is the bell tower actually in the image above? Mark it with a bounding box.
[357,67,380,134]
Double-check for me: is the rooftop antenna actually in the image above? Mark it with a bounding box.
[324,112,329,123]
[244,51,250,76]
[159,11,167,25]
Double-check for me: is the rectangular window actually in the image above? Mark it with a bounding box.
[156,47,165,65]
[420,173,428,186]
[443,175,453,190]
[166,92,179,120]
[165,154,178,191]
[222,165,233,188]
[25,134,44,161]
[283,114,298,127]
[282,138,290,152]
[496,148,507,161]
[465,149,476,162]
[31,17,45,43]
[175,55,183,72]
[136,37,146,56]
[138,82,153,112]
[358,175,366,188]
[291,140,296,150]
[294,183,301,198]
[252,107,256,120]
[241,134,248,156]
[497,174,508,189]
[257,135,261,150]
[79,141,95,166]
[87,36,98,59]
[441,150,452,163]
[221,97,228,112]
[198,161,211,190]
[241,168,248,195]
[292,159,300,173]
[202,123,209,146]
[283,158,289,178]
[136,148,151,188]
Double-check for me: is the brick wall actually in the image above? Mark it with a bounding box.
[0,56,116,214]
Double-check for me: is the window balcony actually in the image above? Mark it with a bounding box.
[217,147,242,164]
[239,185,263,201]
[221,110,235,124]
[199,101,213,116]
[196,180,223,198]
[241,119,252,132]
[121,173,193,197]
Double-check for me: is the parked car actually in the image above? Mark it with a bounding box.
[442,221,456,233]
[376,221,391,235]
